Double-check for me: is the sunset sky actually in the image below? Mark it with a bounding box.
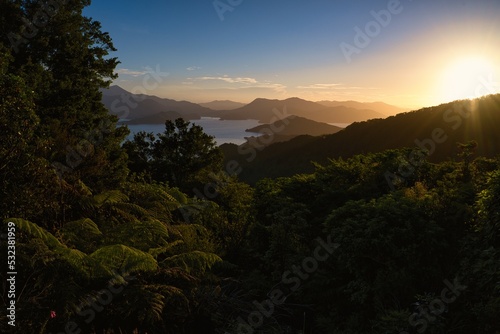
[85,0,500,109]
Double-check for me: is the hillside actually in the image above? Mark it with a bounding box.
[219,97,386,123]
[317,100,408,116]
[223,94,500,184]
[101,87,409,125]
[199,100,246,110]
[246,116,343,136]
[101,85,213,120]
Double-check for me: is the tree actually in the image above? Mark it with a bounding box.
[124,118,223,193]
[2,0,128,195]
[0,50,61,224]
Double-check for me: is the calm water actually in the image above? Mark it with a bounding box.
[123,117,262,145]
[328,123,352,128]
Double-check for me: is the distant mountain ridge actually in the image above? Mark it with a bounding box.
[218,97,386,123]
[317,100,408,116]
[101,85,212,120]
[199,100,246,110]
[222,94,500,184]
[101,86,409,125]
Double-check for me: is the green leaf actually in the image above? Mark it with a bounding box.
[89,244,158,274]
[161,250,222,275]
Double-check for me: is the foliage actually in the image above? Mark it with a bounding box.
[2,0,500,332]
[123,118,223,193]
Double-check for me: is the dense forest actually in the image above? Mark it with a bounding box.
[1,1,499,334]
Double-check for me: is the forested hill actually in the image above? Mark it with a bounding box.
[218,97,386,123]
[222,94,500,183]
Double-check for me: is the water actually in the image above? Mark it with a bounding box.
[328,123,352,128]
[122,117,262,145]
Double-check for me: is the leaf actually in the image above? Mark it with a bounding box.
[89,244,158,274]
[93,190,129,208]
[161,250,222,275]
[6,218,92,276]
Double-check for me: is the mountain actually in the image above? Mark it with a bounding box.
[222,94,500,184]
[101,85,212,120]
[219,97,386,123]
[101,87,405,125]
[246,116,343,136]
[317,100,408,116]
[199,100,246,110]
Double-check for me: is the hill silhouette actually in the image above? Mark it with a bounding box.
[219,97,386,123]
[101,85,212,120]
[199,100,246,110]
[317,100,408,116]
[246,116,343,136]
[101,86,408,125]
[222,94,500,184]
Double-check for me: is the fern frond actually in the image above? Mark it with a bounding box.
[161,250,222,275]
[89,244,158,274]
[93,190,129,208]
[7,218,92,276]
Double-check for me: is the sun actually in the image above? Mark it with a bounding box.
[438,56,497,103]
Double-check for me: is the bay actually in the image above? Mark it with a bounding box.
[122,117,262,145]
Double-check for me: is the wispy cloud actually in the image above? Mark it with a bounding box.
[197,76,258,84]
[184,75,288,95]
[186,66,201,71]
[296,83,342,90]
[115,68,148,77]
[297,83,380,90]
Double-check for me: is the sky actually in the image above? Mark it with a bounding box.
[84,0,500,109]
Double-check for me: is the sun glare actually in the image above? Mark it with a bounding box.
[438,56,497,103]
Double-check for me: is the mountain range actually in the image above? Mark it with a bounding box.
[199,100,246,110]
[101,85,211,120]
[221,94,500,184]
[101,85,405,124]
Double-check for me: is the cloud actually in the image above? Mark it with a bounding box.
[185,75,287,95]
[115,68,148,77]
[296,83,342,90]
[197,76,258,84]
[186,66,201,71]
[296,83,380,90]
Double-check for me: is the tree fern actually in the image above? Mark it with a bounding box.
[93,190,129,208]
[148,240,185,258]
[60,218,103,253]
[173,224,215,253]
[89,244,158,274]
[161,250,222,275]
[6,218,92,276]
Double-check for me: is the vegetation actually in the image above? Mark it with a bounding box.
[1,1,499,334]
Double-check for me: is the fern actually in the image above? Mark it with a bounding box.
[93,190,129,208]
[148,240,184,258]
[89,244,158,274]
[161,250,222,275]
